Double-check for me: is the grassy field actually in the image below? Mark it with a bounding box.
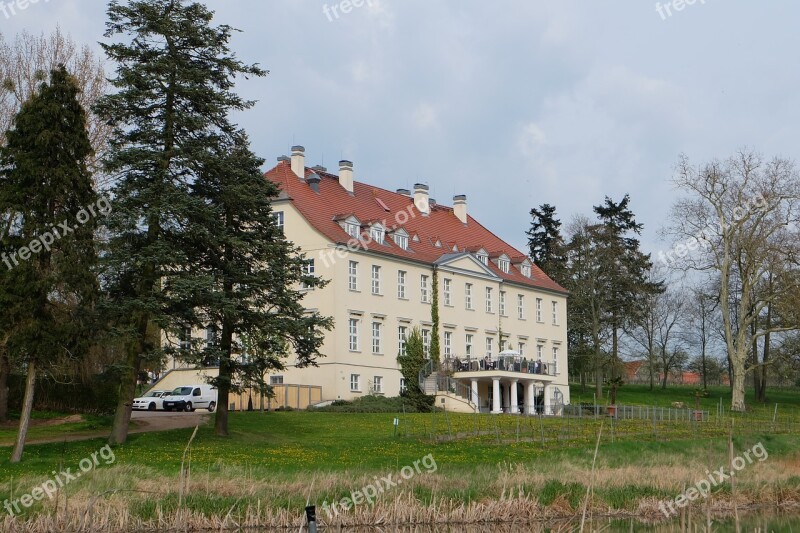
[0,384,798,530]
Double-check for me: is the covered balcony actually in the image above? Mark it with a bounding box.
[420,352,563,415]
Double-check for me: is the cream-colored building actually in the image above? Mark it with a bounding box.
[159,145,569,414]
[260,146,570,414]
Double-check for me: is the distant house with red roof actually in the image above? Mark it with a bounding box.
[259,146,570,412]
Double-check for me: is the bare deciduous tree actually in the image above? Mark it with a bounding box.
[669,150,800,411]
[0,27,109,180]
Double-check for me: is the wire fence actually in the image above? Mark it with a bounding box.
[392,402,800,449]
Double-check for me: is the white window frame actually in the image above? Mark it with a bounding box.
[349,318,360,351]
[536,298,543,322]
[400,378,406,393]
[270,375,284,385]
[301,259,315,289]
[444,331,452,357]
[465,283,473,310]
[350,374,360,392]
[485,337,494,358]
[420,275,430,303]
[422,328,431,357]
[443,278,452,306]
[552,346,559,374]
[345,222,360,239]
[537,344,543,362]
[521,264,531,278]
[552,301,558,325]
[485,287,494,313]
[465,334,473,357]
[394,233,408,250]
[518,294,526,320]
[519,342,526,356]
[398,325,408,355]
[273,211,284,230]
[371,265,381,295]
[499,259,510,273]
[397,270,407,299]
[348,261,359,291]
[373,375,383,393]
[372,321,382,354]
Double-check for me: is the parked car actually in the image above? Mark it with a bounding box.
[132,389,170,411]
[162,385,217,412]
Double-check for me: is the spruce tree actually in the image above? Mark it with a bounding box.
[0,66,97,462]
[95,0,267,444]
[527,203,567,285]
[187,131,332,436]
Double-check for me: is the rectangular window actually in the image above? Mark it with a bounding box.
[179,326,192,351]
[422,328,431,357]
[519,342,526,356]
[373,376,383,393]
[348,261,358,291]
[273,211,284,230]
[420,275,430,303]
[518,295,526,320]
[346,222,360,239]
[499,338,507,352]
[398,326,408,355]
[400,378,406,393]
[205,326,217,350]
[552,301,558,325]
[499,291,506,316]
[465,334,473,357]
[485,287,494,313]
[444,331,452,356]
[301,259,315,289]
[499,259,510,273]
[537,344,543,361]
[370,226,384,244]
[552,346,559,374]
[349,318,359,351]
[536,298,543,322]
[372,322,382,354]
[270,375,284,385]
[443,278,452,306]
[371,265,381,295]
[350,374,360,392]
[397,270,407,299]
[394,233,408,250]
[485,337,493,357]
[522,264,531,278]
[465,283,473,310]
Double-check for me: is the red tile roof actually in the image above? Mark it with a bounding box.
[265,161,567,294]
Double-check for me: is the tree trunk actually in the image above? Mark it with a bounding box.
[0,348,10,423]
[730,355,747,412]
[10,361,36,463]
[757,304,771,403]
[214,316,234,437]
[108,339,142,445]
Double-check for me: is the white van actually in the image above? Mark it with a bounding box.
[162,384,218,412]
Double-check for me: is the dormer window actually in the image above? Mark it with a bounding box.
[476,249,489,265]
[434,239,442,248]
[521,264,532,278]
[393,229,409,250]
[338,215,361,239]
[370,224,385,245]
[499,259,510,274]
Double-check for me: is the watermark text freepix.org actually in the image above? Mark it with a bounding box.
[0,0,52,20]
[655,0,706,21]
[1,196,111,271]
[3,444,116,516]
[321,453,437,518]
[323,0,376,22]
[658,441,768,518]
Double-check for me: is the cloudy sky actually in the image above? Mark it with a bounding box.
[3,0,799,257]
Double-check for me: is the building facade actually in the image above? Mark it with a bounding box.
[262,146,571,412]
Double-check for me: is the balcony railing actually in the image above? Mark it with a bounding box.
[439,355,554,377]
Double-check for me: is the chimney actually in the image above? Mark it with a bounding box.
[307,172,321,193]
[311,164,327,172]
[396,188,411,196]
[291,146,305,180]
[339,160,354,194]
[453,195,467,224]
[414,183,430,216]
[277,155,290,163]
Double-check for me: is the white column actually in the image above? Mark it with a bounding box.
[471,379,479,408]
[509,380,519,414]
[526,381,535,415]
[543,383,551,416]
[492,378,501,414]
